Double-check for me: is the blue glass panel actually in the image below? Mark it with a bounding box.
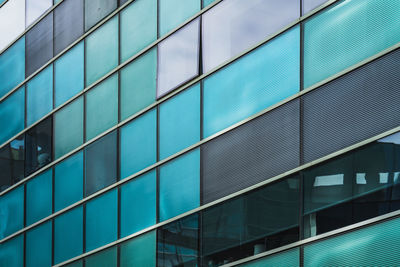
[120,109,157,179]
[0,185,24,239]
[54,207,83,264]
[203,26,300,137]
[27,64,53,126]
[55,42,84,107]
[160,149,200,221]
[86,189,118,251]
[26,221,52,267]
[160,83,200,160]
[26,169,52,225]
[54,151,84,211]
[0,235,23,267]
[0,37,25,98]
[0,87,24,144]
[120,170,156,237]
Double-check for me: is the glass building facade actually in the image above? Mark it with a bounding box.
[1,0,400,266]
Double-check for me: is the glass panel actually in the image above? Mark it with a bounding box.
[54,151,83,211]
[86,15,119,86]
[120,0,157,62]
[54,97,84,159]
[120,231,156,267]
[0,37,25,98]
[0,135,25,191]
[85,131,117,196]
[0,87,24,144]
[202,0,299,73]
[0,235,24,267]
[85,247,117,267]
[302,0,329,14]
[26,12,53,77]
[159,149,200,221]
[203,26,300,137]
[159,0,200,36]
[0,0,25,51]
[0,185,24,238]
[26,64,53,126]
[304,0,400,88]
[239,248,300,267]
[157,18,200,98]
[159,83,200,160]
[120,48,157,121]
[26,0,52,27]
[26,169,52,225]
[84,0,118,31]
[26,221,52,267]
[54,0,84,55]
[85,189,118,251]
[203,0,216,7]
[54,207,83,264]
[65,261,83,267]
[120,170,156,237]
[120,109,156,179]
[85,73,118,140]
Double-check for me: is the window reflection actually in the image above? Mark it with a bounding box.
[0,135,24,191]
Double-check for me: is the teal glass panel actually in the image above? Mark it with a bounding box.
[54,207,83,264]
[304,216,400,266]
[0,37,25,98]
[0,185,24,239]
[85,247,117,267]
[85,73,118,141]
[203,26,300,137]
[120,48,157,121]
[304,0,400,88]
[65,261,83,267]
[54,151,83,211]
[120,170,156,237]
[26,169,52,225]
[202,0,215,7]
[26,221,52,267]
[239,248,300,267]
[86,16,119,86]
[26,64,53,126]
[0,235,23,267]
[54,97,84,158]
[0,87,24,144]
[55,41,84,107]
[159,149,200,221]
[120,109,157,179]
[159,83,200,160]
[85,189,118,251]
[120,0,157,62]
[120,231,156,267]
[159,0,200,36]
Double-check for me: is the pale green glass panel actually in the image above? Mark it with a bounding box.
[239,248,300,267]
[304,0,400,88]
[120,231,156,267]
[85,247,117,267]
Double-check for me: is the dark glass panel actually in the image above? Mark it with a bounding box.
[0,135,25,191]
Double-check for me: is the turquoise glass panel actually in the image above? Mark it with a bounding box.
[26,64,53,126]
[54,151,83,211]
[54,207,83,264]
[120,171,156,237]
[86,16,119,86]
[120,0,157,62]
[85,73,118,141]
[0,186,24,239]
[26,221,52,267]
[159,149,200,221]
[26,169,52,225]
[0,37,25,98]
[54,97,84,158]
[240,248,300,267]
[120,48,157,121]
[0,87,24,144]
[85,189,118,251]
[120,231,156,267]
[304,0,400,88]
[55,41,84,107]
[304,216,400,266]
[120,109,157,179]
[0,235,23,267]
[159,0,200,36]
[160,83,200,160]
[202,0,215,7]
[65,261,83,267]
[203,26,300,137]
[85,247,117,267]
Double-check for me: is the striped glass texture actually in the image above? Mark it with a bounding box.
[0,235,23,267]
[0,185,24,239]
[0,87,24,144]
[0,0,25,51]
[120,231,156,267]
[239,248,300,267]
[26,221,52,267]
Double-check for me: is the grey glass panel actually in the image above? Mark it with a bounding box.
[26,12,53,77]
[202,100,300,203]
[0,135,25,191]
[303,0,329,14]
[85,131,117,196]
[85,0,118,31]
[26,0,52,27]
[54,0,84,55]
